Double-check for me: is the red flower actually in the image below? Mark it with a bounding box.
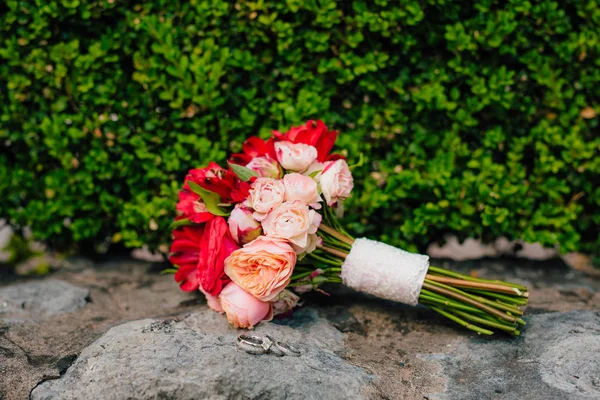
[227,178,252,203]
[176,189,214,223]
[198,217,238,296]
[186,162,232,200]
[273,120,339,162]
[186,163,251,205]
[170,225,205,292]
[169,217,239,296]
[229,136,276,166]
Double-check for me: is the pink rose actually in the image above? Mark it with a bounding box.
[228,205,262,245]
[262,201,322,254]
[224,236,296,301]
[275,141,318,172]
[283,173,322,209]
[219,283,273,328]
[271,289,301,316]
[246,156,282,179]
[200,287,223,313]
[320,159,354,206]
[246,177,285,221]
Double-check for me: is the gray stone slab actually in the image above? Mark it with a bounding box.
[425,310,600,400]
[31,309,373,400]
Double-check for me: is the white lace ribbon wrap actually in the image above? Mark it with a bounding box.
[340,238,429,306]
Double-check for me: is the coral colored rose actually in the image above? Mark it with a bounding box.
[224,236,296,301]
[219,283,273,328]
[169,217,239,296]
[271,289,301,316]
[175,189,214,223]
[228,204,262,245]
[283,173,322,209]
[262,201,322,253]
[246,177,285,221]
[273,120,339,162]
[320,159,354,206]
[246,156,282,179]
[275,141,317,172]
[229,136,276,166]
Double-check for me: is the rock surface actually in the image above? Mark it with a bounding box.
[31,309,372,400]
[426,310,600,399]
[0,279,89,317]
[0,256,598,400]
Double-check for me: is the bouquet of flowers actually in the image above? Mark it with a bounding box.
[167,120,529,335]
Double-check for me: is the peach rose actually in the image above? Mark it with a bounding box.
[246,177,285,221]
[224,236,296,301]
[283,173,322,209]
[262,201,322,254]
[275,141,317,172]
[320,159,354,206]
[219,283,273,328]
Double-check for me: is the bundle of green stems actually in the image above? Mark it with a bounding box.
[291,207,528,336]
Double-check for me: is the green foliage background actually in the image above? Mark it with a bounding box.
[1,0,599,257]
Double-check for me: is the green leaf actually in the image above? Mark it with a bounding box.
[187,181,230,216]
[160,268,179,275]
[228,162,259,181]
[169,218,193,229]
[308,170,322,179]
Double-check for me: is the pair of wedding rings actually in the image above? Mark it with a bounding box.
[236,334,301,357]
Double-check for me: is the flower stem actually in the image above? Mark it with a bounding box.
[309,251,343,267]
[318,224,355,246]
[420,294,488,315]
[450,309,519,334]
[428,265,528,292]
[425,274,526,296]
[428,306,494,335]
[424,279,524,316]
[317,244,349,259]
[422,281,518,323]
[462,289,529,305]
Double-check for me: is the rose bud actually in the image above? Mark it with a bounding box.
[320,159,354,206]
[274,141,318,172]
[271,289,301,316]
[219,283,273,329]
[246,156,282,179]
[228,204,262,245]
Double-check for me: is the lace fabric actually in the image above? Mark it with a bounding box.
[340,238,429,306]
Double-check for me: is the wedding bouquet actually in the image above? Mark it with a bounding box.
[167,120,528,335]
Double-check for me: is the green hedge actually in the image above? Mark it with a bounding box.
[1,0,599,257]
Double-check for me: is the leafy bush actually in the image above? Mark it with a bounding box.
[1,0,598,257]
